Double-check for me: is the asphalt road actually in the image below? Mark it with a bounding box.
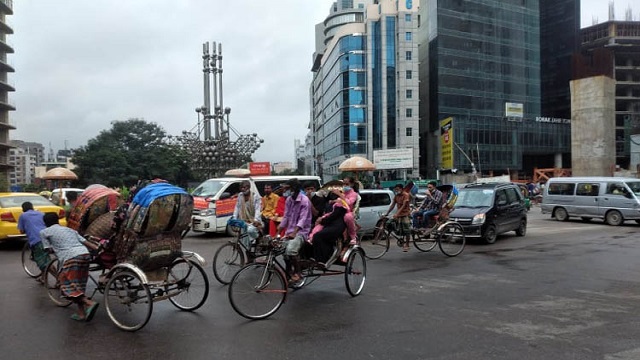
[1,208,640,360]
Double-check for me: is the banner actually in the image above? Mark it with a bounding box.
[249,162,271,176]
[440,117,453,169]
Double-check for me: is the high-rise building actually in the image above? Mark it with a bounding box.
[578,20,640,169]
[0,0,14,189]
[419,0,571,178]
[310,0,420,181]
[540,0,581,120]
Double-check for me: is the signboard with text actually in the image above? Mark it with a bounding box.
[373,148,414,170]
[505,102,523,118]
[249,162,271,176]
[440,117,453,170]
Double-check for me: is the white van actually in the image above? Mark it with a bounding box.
[190,175,322,235]
[541,177,640,225]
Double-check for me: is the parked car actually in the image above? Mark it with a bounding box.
[0,193,68,241]
[448,183,527,244]
[357,189,395,238]
[50,188,85,206]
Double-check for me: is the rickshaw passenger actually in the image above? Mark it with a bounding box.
[40,212,100,322]
[233,180,263,248]
[277,179,312,283]
[308,188,348,266]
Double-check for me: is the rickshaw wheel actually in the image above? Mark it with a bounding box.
[104,270,153,332]
[228,263,287,320]
[345,248,366,297]
[168,259,210,311]
[22,242,42,278]
[44,259,73,307]
[212,243,246,285]
[360,219,390,259]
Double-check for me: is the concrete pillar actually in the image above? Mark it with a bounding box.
[570,76,616,176]
[554,153,563,168]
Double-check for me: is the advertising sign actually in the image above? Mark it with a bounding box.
[249,162,271,176]
[440,117,453,169]
[373,148,414,170]
[505,102,523,118]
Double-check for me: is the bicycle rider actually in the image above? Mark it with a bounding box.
[411,180,443,230]
[277,178,312,284]
[383,184,412,252]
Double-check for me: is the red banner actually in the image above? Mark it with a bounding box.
[249,162,271,176]
[215,198,237,217]
[193,196,209,210]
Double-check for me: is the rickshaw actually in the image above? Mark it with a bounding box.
[228,233,367,320]
[44,182,209,331]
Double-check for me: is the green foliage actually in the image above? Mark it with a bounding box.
[72,118,190,187]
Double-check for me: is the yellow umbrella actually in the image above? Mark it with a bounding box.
[42,167,78,205]
[338,156,376,181]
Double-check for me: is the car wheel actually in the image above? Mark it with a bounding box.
[554,207,568,221]
[484,225,497,244]
[605,210,623,226]
[515,219,526,236]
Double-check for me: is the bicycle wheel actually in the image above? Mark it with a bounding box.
[344,249,366,297]
[104,270,153,332]
[412,231,438,252]
[228,263,287,320]
[438,222,466,257]
[22,242,42,278]
[212,243,246,285]
[360,225,389,260]
[168,259,210,311]
[44,259,72,307]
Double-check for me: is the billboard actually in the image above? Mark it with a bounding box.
[373,148,414,170]
[505,102,523,118]
[440,117,453,169]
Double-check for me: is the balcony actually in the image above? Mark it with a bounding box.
[0,38,12,53]
[0,0,12,15]
[0,58,12,72]
[0,119,15,130]
[0,79,13,92]
[0,99,14,110]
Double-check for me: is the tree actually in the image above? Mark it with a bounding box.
[72,118,189,187]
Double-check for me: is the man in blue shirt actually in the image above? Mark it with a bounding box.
[17,202,49,276]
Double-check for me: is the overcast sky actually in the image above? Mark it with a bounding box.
[9,0,635,163]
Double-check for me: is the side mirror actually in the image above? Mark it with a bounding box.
[219,192,231,200]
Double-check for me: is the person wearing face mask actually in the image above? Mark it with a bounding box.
[342,176,361,245]
[303,182,327,224]
[277,178,312,284]
[383,183,412,252]
[233,180,263,247]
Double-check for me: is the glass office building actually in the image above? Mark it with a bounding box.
[419,0,572,178]
[310,0,419,181]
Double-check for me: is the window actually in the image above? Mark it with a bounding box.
[406,127,413,136]
[405,13,411,22]
[576,183,599,196]
[406,70,412,79]
[405,51,412,60]
[406,89,412,99]
[606,182,628,196]
[406,108,413,117]
[548,183,575,195]
[405,32,412,41]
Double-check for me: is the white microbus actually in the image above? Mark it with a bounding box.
[541,177,640,225]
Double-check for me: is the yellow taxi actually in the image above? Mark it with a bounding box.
[0,192,68,241]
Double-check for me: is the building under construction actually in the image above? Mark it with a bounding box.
[577,19,640,170]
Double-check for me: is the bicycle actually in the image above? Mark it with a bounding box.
[212,219,270,284]
[360,213,465,259]
[227,235,366,320]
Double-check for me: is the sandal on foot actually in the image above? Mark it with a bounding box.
[71,313,85,321]
[84,302,100,322]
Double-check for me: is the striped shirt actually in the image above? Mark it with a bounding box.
[40,224,89,265]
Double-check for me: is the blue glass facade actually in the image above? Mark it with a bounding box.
[420,0,571,176]
[385,16,396,148]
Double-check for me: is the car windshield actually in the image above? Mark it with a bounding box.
[0,195,56,208]
[191,180,227,197]
[625,181,640,196]
[455,189,494,207]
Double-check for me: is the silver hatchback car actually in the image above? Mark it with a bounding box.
[357,189,395,238]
